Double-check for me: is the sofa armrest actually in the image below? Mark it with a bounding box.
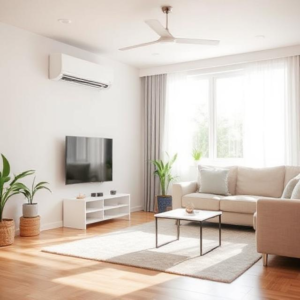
[256,198,300,259]
[172,181,197,209]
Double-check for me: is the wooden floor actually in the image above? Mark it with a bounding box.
[1,211,300,300]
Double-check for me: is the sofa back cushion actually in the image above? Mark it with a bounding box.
[236,166,285,198]
[198,165,237,195]
[284,166,300,187]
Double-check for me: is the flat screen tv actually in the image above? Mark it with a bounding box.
[65,136,113,184]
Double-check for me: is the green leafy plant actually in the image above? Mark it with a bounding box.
[19,177,51,204]
[192,149,202,161]
[151,153,177,196]
[0,154,34,222]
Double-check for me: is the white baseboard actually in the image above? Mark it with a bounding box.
[41,221,63,231]
[131,205,143,212]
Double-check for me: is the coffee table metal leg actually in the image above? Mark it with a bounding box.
[200,216,222,256]
[219,215,221,246]
[155,217,158,248]
[156,217,181,248]
[156,214,222,255]
[200,221,203,256]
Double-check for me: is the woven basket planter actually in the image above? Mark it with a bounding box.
[157,195,172,213]
[0,219,15,246]
[20,216,40,237]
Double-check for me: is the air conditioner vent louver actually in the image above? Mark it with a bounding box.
[49,53,113,90]
[61,75,109,89]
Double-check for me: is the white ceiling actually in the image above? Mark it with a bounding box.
[1,0,300,69]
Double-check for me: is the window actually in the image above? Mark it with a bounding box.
[188,77,210,158]
[188,72,245,163]
[166,58,292,181]
[215,75,244,159]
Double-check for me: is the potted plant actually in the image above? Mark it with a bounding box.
[151,153,177,213]
[192,149,202,164]
[19,177,51,218]
[0,154,34,246]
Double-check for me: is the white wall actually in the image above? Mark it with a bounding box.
[0,23,142,231]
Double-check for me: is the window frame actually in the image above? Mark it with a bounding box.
[188,69,245,165]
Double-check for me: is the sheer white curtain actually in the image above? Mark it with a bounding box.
[285,56,300,165]
[164,56,300,182]
[243,56,300,166]
[164,72,197,182]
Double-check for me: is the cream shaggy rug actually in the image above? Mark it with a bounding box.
[43,220,261,283]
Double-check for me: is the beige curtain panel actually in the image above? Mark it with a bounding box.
[142,74,167,212]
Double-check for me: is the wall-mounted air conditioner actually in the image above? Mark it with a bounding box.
[49,53,113,89]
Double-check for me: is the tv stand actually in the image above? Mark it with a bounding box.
[63,194,130,229]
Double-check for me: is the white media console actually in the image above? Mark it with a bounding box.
[63,193,130,229]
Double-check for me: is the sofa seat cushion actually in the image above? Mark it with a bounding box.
[220,195,260,214]
[236,166,285,198]
[182,193,222,211]
[220,195,279,214]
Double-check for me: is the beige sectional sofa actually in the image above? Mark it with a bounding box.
[172,165,300,227]
[256,198,300,266]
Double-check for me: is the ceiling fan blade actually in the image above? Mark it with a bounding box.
[176,38,220,45]
[145,19,172,38]
[119,40,160,51]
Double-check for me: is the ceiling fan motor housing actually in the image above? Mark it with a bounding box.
[161,6,173,14]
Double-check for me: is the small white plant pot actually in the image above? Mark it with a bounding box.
[22,203,39,218]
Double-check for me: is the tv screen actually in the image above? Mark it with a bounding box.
[65,136,113,184]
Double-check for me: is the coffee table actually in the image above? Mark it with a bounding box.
[154,208,222,256]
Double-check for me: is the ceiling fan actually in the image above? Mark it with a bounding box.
[119,6,220,51]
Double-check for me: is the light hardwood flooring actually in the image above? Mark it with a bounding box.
[1,211,300,300]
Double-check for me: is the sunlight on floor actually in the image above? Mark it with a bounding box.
[52,268,174,297]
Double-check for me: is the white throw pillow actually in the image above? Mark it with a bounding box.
[199,168,230,196]
[197,165,212,187]
[198,165,237,195]
[282,174,300,198]
[291,179,300,199]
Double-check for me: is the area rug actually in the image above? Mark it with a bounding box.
[43,220,261,283]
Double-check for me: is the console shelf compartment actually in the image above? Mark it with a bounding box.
[63,194,130,229]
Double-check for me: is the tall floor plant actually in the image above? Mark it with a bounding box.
[151,153,178,196]
[0,154,34,221]
[0,154,34,246]
[151,153,177,213]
